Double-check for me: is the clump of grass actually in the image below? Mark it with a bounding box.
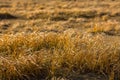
[0,32,74,80]
[0,32,120,80]
[87,22,120,35]
[0,32,73,56]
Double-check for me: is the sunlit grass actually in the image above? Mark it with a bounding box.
[0,33,120,80]
[0,0,120,80]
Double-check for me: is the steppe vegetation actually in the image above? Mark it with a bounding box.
[0,0,120,80]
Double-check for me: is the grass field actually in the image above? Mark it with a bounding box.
[0,0,120,80]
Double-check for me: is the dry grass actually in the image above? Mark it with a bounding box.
[87,21,120,36]
[0,0,120,80]
[0,33,120,80]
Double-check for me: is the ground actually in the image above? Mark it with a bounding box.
[0,0,120,80]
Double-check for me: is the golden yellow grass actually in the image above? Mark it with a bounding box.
[0,32,120,80]
[87,21,120,36]
[0,1,120,80]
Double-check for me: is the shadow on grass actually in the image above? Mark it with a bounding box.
[0,13,17,20]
